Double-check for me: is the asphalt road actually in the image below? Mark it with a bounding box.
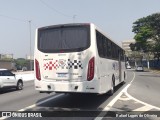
[0,75,131,111]
[128,70,160,108]
[0,81,53,111]
[0,70,160,120]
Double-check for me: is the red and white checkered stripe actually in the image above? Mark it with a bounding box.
[44,60,59,70]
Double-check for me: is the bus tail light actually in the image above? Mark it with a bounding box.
[87,57,95,81]
[35,59,41,80]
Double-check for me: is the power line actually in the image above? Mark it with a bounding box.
[39,0,72,18]
[0,14,38,28]
[0,14,34,66]
[0,14,27,23]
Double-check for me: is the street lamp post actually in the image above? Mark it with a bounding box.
[28,20,32,71]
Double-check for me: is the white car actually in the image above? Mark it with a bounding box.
[0,69,23,90]
[136,65,144,71]
[126,65,131,69]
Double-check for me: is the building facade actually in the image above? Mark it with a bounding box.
[122,39,135,53]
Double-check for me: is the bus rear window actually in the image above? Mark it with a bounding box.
[38,26,90,53]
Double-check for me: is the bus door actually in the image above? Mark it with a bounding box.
[118,50,122,82]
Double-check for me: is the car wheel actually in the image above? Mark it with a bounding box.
[16,81,23,90]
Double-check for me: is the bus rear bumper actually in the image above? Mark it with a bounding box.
[35,80,100,93]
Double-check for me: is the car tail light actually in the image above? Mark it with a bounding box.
[35,59,41,80]
[87,57,95,81]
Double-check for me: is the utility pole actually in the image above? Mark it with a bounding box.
[73,15,76,23]
[28,20,32,71]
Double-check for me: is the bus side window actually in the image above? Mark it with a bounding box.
[116,45,118,60]
[103,37,107,58]
[107,40,111,58]
[96,31,104,58]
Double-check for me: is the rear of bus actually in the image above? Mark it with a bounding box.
[34,23,100,94]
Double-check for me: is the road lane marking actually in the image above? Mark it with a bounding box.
[105,72,135,109]
[18,94,63,111]
[124,71,160,111]
[95,72,135,120]
[125,91,160,110]
[95,71,160,119]
[119,97,131,101]
[107,107,124,111]
[133,106,152,111]
[0,94,63,120]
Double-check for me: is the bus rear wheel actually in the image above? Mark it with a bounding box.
[121,72,126,85]
[108,76,115,96]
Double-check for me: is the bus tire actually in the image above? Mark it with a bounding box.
[121,72,126,85]
[124,71,126,80]
[108,75,115,96]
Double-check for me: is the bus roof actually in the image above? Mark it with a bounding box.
[38,23,91,30]
[37,23,124,51]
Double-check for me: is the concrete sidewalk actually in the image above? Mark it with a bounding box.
[14,71,34,74]
[150,70,160,74]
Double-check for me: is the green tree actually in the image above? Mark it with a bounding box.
[132,13,160,60]
[15,58,28,70]
[129,43,136,51]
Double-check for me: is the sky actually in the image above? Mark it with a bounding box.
[0,0,160,58]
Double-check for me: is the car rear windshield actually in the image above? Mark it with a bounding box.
[38,25,90,53]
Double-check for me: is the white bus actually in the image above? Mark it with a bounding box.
[34,23,126,95]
